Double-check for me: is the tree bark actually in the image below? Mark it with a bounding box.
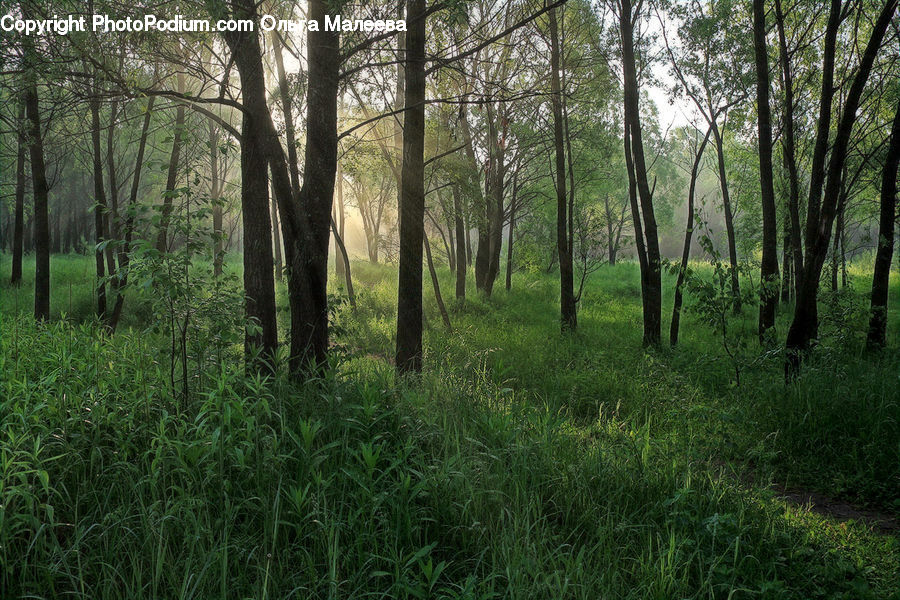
[620,0,661,346]
[395,0,427,373]
[549,6,576,331]
[425,235,451,331]
[109,97,154,332]
[10,99,26,286]
[156,67,186,253]
[224,0,279,369]
[24,80,50,320]
[671,127,711,346]
[711,122,741,312]
[453,184,466,299]
[90,98,108,321]
[867,97,900,349]
[753,0,779,343]
[774,0,803,298]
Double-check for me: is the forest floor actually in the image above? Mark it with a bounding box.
[1,254,898,599]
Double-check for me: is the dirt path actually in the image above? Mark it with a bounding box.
[770,482,899,534]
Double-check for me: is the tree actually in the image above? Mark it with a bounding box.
[396,0,427,373]
[619,0,662,346]
[549,5,577,331]
[10,98,26,286]
[867,96,900,349]
[785,0,898,373]
[752,0,779,342]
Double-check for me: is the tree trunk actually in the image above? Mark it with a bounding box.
[10,99,25,286]
[89,98,108,321]
[671,127,711,346]
[24,78,50,320]
[867,97,900,348]
[753,0,779,343]
[620,0,661,346]
[425,235,451,331]
[210,119,224,277]
[156,67,186,253]
[224,1,279,369]
[109,97,154,332]
[549,6,576,331]
[334,161,346,283]
[711,122,741,313]
[265,10,340,374]
[272,188,284,281]
[505,192,516,292]
[395,0,427,373]
[453,184,466,299]
[774,0,804,298]
[331,217,356,308]
[105,98,120,280]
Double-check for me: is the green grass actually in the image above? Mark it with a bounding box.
[1,253,898,599]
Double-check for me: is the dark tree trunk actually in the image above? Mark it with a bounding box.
[786,0,897,373]
[621,0,661,346]
[24,79,50,320]
[505,192,516,292]
[156,68,186,253]
[105,98,120,280]
[334,162,345,283]
[775,0,803,298]
[671,127,711,346]
[210,120,224,277]
[109,97,154,332]
[753,0,779,343]
[10,100,25,286]
[90,98,108,320]
[549,6,576,331]
[224,0,279,369]
[425,235,451,331]
[781,221,792,303]
[711,122,742,312]
[395,0,427,373]
[453,185,466,299]
[331,218,356,308]
[867,97,900,349]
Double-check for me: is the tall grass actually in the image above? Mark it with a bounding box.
[1,255,898,598]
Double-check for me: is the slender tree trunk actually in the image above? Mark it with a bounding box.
[549,6,576,331]
[711,123,742,313]
[334,162,346,283]
[505,192,516,291]
[109,96,154,332]
[867,98,900,348]
[395,0,427,373]
[775,0,804,298]
[425,235,451,331]
[621,0,661,346]
[272,188,283,281]
[156,68,185,253]
[453,184,466,299]
[105,98,120,280]
[210,120,224,277]
[24,77,50,320]
[10,100,26,286]
[331,217,356,307]
[90,98,108,320]
[753,0,779,342]
[781,221,792,302]
[671,127,711,346]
